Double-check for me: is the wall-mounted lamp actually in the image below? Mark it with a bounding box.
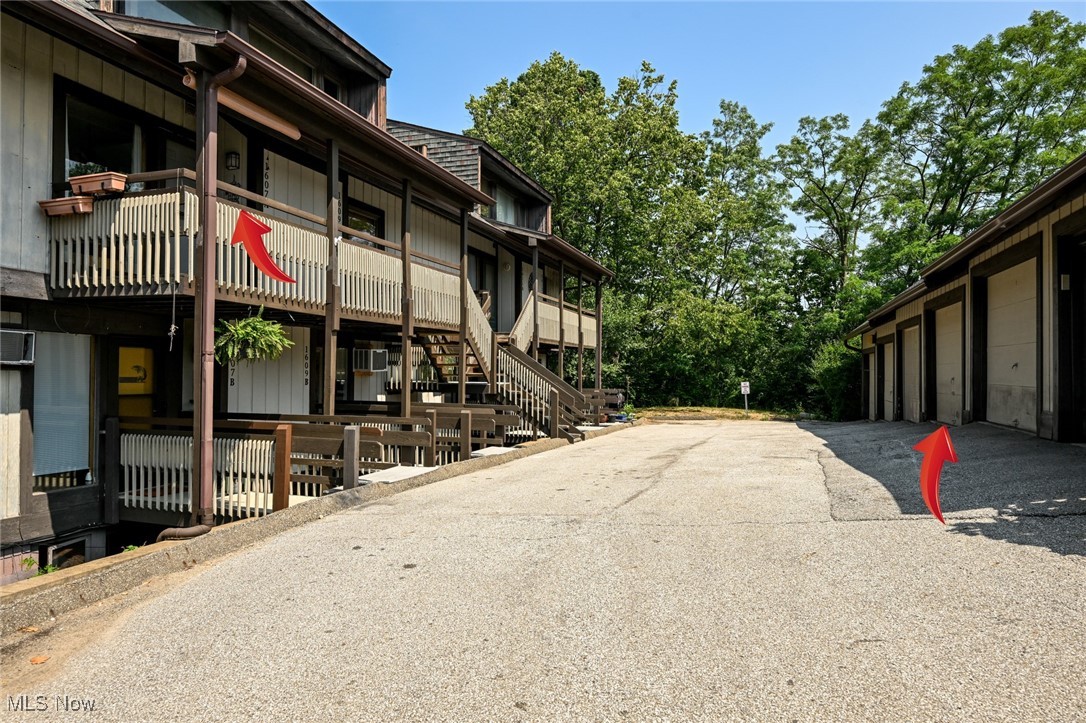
[225,151,241,171]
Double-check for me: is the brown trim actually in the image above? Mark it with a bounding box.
[875,333,895,345]
[896,314,922,331]
[969,237,1042,429]
[970,234,1041,279]
[923,285,965,312]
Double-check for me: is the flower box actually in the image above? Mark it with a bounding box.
[38,196,94,217]
[68,171,127,196]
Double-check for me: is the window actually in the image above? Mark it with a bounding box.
[409,144,428,158]
[345,199,385,240]
[65,95,141,180]
[493,186,520,226]
[55,80,195,196]
[323,77,342,102]
[119,0,228,28]
[32,333,92,479]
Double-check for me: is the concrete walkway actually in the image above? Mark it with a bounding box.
[9,421,1085,721]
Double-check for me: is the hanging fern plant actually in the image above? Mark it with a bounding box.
[214,307,294,365]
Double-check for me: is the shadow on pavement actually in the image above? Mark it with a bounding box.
[799,420,1086,557]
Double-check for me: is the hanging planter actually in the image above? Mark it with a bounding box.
[38,196,94,217]
[68,171,128,196]
[214,306,294,365]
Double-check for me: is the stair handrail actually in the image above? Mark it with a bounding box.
[463,281,495,380]
[508,292,535,353]
[500,344,587,408]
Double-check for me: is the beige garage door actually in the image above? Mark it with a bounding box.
[901,327,921,422]
[987,258,1037,431]
[881,342,895,420]
[934,303,963,425]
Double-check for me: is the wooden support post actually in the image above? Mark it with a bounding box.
[272,423,292,512]
[490,331,499,394]
[401,179,414,418]
[103,418,120,525]
[577,272,585,393]
[323,139,341,416]
[460,409,472,461]
[425,409,438,466]
[459,208,469,404]
[343,425,360,490]
[531,240,540,361]
[595,279,603,390]
[549,388,561,439]
[558,260,565,381]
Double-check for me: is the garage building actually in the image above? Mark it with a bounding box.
[850,153,1086,443]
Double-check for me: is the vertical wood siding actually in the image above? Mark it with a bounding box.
[226,327,311,415]
[1,15,194,275]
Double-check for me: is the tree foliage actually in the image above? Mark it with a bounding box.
[465,11,1086,416]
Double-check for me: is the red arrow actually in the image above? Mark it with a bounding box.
[231,210,295,284]
[913,425,958,524]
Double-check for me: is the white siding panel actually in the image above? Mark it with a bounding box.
[227,327,310,415]
[986,258,1037,431]
[934,303,963,425]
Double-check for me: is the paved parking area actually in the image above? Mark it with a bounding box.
[9,420,1085,721]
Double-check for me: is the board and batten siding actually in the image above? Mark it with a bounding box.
[343,175,460,266]
[1,369,22,520]
[226,327,311,415]
[1,14,194,274]
[985,258,1038,432]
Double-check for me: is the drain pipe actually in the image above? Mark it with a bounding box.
[192,55,247,528]
[156,524,212,543]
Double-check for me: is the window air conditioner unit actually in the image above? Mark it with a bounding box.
[352,348,388,373]
[0,330,35,366]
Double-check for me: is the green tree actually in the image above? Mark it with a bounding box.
[869,10,1086,292]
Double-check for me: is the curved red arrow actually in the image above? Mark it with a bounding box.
[913,425,958,524]
[231,210,295,284]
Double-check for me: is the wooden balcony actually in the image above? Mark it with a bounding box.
[509,292,598,350]
[47,170,461,331]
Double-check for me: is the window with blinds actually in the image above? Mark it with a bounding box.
[32,333,92,478]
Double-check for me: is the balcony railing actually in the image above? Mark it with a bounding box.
[47,170,463,330]
[509,292,598,350]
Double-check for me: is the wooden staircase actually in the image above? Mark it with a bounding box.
[417,333,487,385]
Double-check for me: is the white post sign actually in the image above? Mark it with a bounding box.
[740,381,750,413]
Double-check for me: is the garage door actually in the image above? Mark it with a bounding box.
[901,327,921,422]
[881,342,895,420]
[987,258,1037,431]
[934,303,963,425]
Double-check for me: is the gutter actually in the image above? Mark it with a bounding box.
[919,152,1086,278]
[214,33,493,208]
[93,12,493,209]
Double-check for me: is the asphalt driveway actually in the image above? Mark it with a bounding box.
[9,420,1086,721]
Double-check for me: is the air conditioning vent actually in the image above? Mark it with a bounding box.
[352,348,388,373]
[0,330,35,365]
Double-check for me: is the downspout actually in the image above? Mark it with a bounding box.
[193,55,247,528]
[843,336,863,352]
[157,524,212,543]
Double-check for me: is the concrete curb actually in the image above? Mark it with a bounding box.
[0,427,640,636]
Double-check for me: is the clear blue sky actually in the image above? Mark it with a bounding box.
[312,1,1084,151]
